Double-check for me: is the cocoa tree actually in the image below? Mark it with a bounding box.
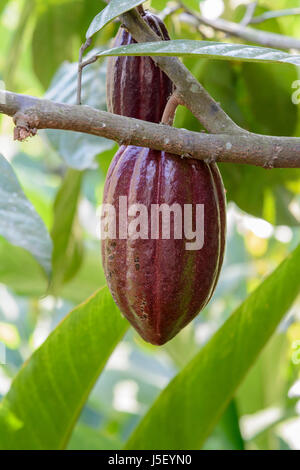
[0,0,300,451]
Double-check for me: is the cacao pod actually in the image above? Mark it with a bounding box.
[102,146,226,345]
[106,12,173,123]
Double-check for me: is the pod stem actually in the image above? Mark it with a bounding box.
[136,5,145,16]
[161,92,183,126]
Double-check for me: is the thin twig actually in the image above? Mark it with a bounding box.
[75,4,145,104]
[80,55,99,70]
[240,2,257,27]
[161,92,183,126]
[77,38,92,105]
[250,7,300,24]
[159,4,183,21]
[182,6,300,51]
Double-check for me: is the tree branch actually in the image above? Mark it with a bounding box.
[1,90,300,169]
[120,9,244,136]
[158,4,183,21]
[250,8,300,24]
[183,8,300,51]
[2,7,300,171]
[240,2,258,27]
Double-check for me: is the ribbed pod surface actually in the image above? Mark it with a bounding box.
[106,12,173,123]
[102,146,226,345]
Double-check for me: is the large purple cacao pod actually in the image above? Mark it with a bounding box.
[101,146,226,345]
[106,11,174,123]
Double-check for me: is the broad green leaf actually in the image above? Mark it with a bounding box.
[204,400,244,450]
[217,401,244,450]
[45,59,114,170]
[219,164,300,226]
[32,1,79,88]
[182,1,202,10]
[61,242,107,305]
[174,59,300,224]
[237,333,289,450]
[165,325,243,451]
[86,0,144,39]
[0,154,52,277]
[151,0,167,10]
[0,287,129,450]
[237,333,290,415]
[99,40,300,67]
[11,151,59,230]
[0,237,48,297]
[4,0,34,88]
[50,169,83,293]
[32,0,106,88]
[151,0,203,11]
[240,63,298,136]
[67,424,122,450]
[213,60,299,225]
[0,0,9,16]
[125,244,300,450]
[0,239,104,302]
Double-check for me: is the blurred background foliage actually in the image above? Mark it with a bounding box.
[0,0,300,450]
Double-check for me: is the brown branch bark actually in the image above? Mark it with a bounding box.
[1,90,300,168]
[161,92,183,126]
[2,8,300,170]
[120,9,244,136]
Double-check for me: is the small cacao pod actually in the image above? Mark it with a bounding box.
[106,11,173,123]
[101,146,226,345]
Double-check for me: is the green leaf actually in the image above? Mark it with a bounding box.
[217,401,244,450]
[50,169,83,293]
[204,400,244,450]
[32,0,106,88]
[86,0,144,39]
[152,0,202,10]
[174,58,300,224]
[219,164,300,226]
[67,424,122,450]
[0,237,48,297]
[4,0,34,88]
[240,63,298,136]
[61,242,107,305]
[237,333,289,449]
[181,0,203,10]
[32,1,78,88]
[99,40,300,67]
[237,332,289,414]
[125,244,300,450]
[0,0,9,16]
[151,0,203,11]
[0,287,129,450]
[151,0,167,10]
[0,154,52,277]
